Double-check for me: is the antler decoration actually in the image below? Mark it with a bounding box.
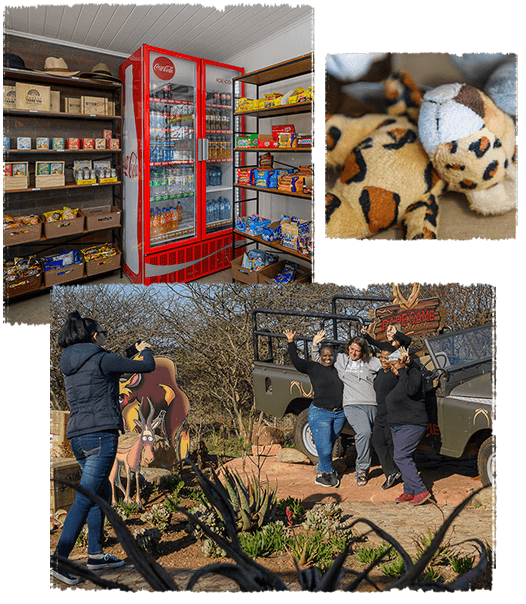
[392,283,421,310]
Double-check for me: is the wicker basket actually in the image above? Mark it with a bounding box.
[3,271,42,298]
[84,247,121,276]
[42,211,85,239]
[3,218,42,246]
[84,206,121,231]
[43,261,84,287]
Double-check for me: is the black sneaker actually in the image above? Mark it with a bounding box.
[86,554,125,570]
[315,472,339,488]
[50,560,80,585]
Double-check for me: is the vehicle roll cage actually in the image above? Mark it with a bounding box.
[252,294,393,363]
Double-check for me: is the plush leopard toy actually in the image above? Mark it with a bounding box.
[326,71,516,239]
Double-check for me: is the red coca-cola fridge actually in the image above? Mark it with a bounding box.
[120,44,243,284]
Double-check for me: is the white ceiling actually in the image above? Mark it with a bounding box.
[4,3,314,64]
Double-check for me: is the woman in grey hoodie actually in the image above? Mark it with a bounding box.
[313,330,381,486]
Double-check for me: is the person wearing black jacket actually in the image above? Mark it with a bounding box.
[51,311,156,585]
[284,329,344,488]
[386,348,431,505]
[372,349,401,489]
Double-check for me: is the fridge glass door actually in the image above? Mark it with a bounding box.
[203,64,242,236]
[148,51,197,249]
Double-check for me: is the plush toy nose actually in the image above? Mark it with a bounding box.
[418,84,485,156]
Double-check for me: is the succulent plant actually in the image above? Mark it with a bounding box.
[140,504,171,530]
[303,502,353,539]
[133,527,162,553]
[221,467,277,532]
[52,462,492,592]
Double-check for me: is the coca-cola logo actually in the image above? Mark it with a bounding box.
[153,57,175,81]
[123,151,138,179]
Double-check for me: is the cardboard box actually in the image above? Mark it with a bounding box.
[36,137,50,149]
[50,90,60,112]
[65,97,81,114]
[52,138,65,150]
[50,410,71,457]
[82,138,94,149]
[66,138,80,150]
[95,138,106,150]
[15,82,51,111]
[3,85,16,109]
[230,254,278,284]
[83,205,121,231]
[258,260,311,284]
[82,95,106,115]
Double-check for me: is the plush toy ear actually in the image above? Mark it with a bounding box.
[465,163,517,215]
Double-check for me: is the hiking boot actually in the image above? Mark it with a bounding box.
[86,553,125,570]
[410,490,431,506]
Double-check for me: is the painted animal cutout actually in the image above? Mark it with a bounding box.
[110,399,165,508]
[119,354,190,462]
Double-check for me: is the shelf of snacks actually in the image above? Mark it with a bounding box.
[4,205,122,247]
[3,67,122,295]
[234,147,311,153]
[232,54,313,270]
[231,250,311,285]
[235,183,311,200]
[234,101,311,118]
[234,214,312,262]
[3,243,121,299]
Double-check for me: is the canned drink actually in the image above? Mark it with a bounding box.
[220,93,227,106]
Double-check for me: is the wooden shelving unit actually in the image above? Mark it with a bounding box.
[231,53,313,282]
[3,68,123,299]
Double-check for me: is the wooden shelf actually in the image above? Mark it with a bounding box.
[234,53,312,86]
[234,101,311,118]
[4,67,123,297]
[234,146,311,153]
[235,183,311,200]
[4,181,121,194]
[233,229,312,261]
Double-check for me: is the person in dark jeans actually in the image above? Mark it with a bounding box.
[284,329,345,488]
[386,348,431,505]
[51,311,156,585]
[371,349,401,489]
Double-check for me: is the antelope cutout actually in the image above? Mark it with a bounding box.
[110,398,165,508]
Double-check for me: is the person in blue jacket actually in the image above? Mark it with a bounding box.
[51,311,156,585]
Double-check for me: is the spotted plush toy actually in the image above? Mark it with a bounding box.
[325,71,516,239]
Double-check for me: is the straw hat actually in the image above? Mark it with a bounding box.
[36,57,80,77]
[79,63,121,83]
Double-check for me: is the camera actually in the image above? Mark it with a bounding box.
[123,340,142,358]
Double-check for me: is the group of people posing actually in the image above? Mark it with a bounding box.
[284,324,431,506]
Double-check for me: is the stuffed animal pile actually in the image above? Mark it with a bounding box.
[325,62,516,239]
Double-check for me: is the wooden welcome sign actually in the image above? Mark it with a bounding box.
[370,284,445,341]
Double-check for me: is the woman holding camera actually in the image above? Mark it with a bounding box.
[51,311,156,585]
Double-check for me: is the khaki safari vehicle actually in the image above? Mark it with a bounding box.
[252,296,494,486]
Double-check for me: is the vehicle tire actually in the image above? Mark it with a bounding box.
[294,408,318,464]
[477,436,495,486]
[293,407,344,466]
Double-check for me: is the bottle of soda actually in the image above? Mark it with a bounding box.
[176,200,183,223]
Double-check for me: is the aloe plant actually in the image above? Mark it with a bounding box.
[221,466,277,532]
